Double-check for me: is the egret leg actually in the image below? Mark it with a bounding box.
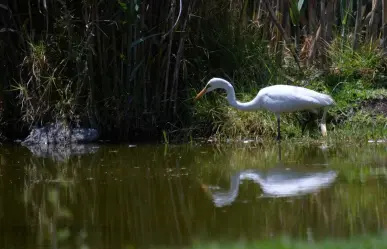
[276,115,281,141]
[320,107,328,137]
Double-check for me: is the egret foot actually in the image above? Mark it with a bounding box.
[320,123,327,137]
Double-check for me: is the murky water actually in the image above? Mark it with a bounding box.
[0,141,386,249]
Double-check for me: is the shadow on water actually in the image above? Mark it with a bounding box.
[0,141,386,249]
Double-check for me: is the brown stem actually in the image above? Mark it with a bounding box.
[163,0,176,113]
[262,0,302,71]
[307,24,322,66]
[319,0,327,66]
[352,0,363,49]
[382,0,387,49]
[367,0,380,41]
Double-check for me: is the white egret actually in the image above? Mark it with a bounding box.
[195,77,335,140]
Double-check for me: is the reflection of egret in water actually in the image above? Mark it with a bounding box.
[201,144,337,208]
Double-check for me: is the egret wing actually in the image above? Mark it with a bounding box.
[258,85,333,113]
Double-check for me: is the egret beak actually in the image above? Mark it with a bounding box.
[194,87,207,101]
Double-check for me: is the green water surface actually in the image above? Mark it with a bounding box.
[0,141,386,249]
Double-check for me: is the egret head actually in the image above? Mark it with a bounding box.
[194,78,230,100]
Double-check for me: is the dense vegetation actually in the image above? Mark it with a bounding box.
[1,0,386,142]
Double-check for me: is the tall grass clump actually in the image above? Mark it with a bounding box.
[14,38,82,126]
[319,38,387,137]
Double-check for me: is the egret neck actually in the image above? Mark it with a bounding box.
[223,83,260,111]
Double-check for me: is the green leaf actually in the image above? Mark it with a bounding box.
[130,33,162,48]
[289,0,300,25]
[48,189,59,205]
[117,0,127,11]
[57,228,70,241]
[297,0,305,11]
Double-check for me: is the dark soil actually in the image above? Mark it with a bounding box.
[362,98,387,117]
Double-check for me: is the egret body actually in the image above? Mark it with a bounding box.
[194,78,335,140]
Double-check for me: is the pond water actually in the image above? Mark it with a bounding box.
[0,141,386,249]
